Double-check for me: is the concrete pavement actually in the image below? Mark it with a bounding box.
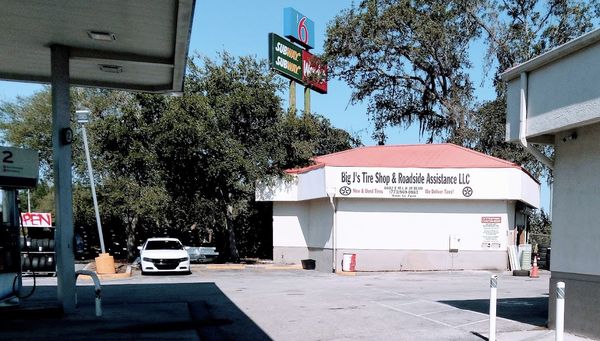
[0,268,593,340]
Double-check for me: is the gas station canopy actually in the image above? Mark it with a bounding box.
[0,0,196,313]
[0,0,195,93]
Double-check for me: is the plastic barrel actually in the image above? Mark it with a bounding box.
[342,253,357,272]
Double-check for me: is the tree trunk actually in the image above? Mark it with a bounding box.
[125,215,139,262]
[225,204,239,261]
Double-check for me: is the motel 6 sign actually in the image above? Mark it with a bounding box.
[271,8,327,94]
[283,7,315,50]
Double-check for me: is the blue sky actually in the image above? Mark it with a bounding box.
[0,1,550,211]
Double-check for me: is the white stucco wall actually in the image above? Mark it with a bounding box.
[552,122,600,276]
[335,199,510,251]
[506,42,600,141]
[272,201,310,247]
[307,199,333,248]
[272,199,333,249]
[273,198,513,253]
[298,168,327,201]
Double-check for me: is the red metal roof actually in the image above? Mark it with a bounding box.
[287,144,522,174]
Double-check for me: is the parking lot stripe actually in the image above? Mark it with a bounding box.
[419,308,459,316]
[454,318,489,328]
[373,301,455,328]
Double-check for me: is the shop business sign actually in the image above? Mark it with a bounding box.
[269,33,303,83]
[283,7,314,49]
[302,50,327,94]
[21,212,52,228]
[326,167,517,200]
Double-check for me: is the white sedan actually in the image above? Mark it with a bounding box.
[138,238,191,275]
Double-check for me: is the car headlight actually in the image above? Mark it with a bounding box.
[142,257,152,262]
[180,257,189,262]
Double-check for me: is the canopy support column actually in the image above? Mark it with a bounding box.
[51,44,76,313]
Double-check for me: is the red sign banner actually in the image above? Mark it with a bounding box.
[21,212,52,228]
[302,50,327,94]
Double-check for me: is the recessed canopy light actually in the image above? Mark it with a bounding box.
[98,64,123,73]
[87,30,116,41]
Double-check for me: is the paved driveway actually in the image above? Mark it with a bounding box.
[9,268,588,340]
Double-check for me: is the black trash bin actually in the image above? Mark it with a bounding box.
[301,259,315,270]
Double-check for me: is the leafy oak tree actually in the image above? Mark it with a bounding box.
[325,0,599,180]
[324,0,482,144]
[1,53,358,261]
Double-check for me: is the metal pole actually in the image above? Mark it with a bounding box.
[332,198,337,272]
[51,44,76,313]
[27,189,31,212]
[327,193,337,273]
[81,125,105,254]
[556,282,565,341]
[489,275,498,341]
[304,86,311,114]
[289,80,296,113]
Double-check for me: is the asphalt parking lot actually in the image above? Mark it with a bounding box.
[2,267,591,340]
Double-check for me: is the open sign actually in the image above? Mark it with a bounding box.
[21,212,52,228]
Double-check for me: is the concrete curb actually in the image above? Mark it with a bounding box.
[194,263,303,270]
[206,264,246,270]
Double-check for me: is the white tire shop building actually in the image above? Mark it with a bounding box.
[256,144,540,272]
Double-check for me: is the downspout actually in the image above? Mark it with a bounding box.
[328,194,338,273]
[519,72,555,170]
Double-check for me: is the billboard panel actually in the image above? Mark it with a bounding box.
[302,50,327,94]
[283,7,314,49]
[269,33,303,83]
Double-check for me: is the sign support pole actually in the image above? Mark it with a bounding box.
[289,80,296,113]
[304,86,311,114]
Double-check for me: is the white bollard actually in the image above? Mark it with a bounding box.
[556,282,565,341]
[489,274,498,341]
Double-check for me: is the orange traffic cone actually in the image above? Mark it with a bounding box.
[530,255,539,278]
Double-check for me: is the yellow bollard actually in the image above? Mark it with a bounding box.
[95,253,116,274]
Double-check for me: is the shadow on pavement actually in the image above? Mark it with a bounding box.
[0,282,272,340]
[439,297,548,327]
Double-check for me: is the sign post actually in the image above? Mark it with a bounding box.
[290,80,296,113]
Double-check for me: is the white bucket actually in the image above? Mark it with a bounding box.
[342,253,356,272]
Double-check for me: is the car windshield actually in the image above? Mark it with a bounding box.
[145,240,183,250]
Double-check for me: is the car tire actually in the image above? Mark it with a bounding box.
[141,270,147,276]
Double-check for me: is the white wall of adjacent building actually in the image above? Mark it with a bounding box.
[506,43,600,142]
[552,122,600,276]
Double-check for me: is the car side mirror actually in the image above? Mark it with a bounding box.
[137,246,142,251]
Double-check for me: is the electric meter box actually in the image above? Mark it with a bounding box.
[449,234,461,253]
[0,146,39,189]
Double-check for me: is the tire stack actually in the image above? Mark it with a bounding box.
[21,254,55,272]
[21,237,55,273]
[537,244,551,270]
